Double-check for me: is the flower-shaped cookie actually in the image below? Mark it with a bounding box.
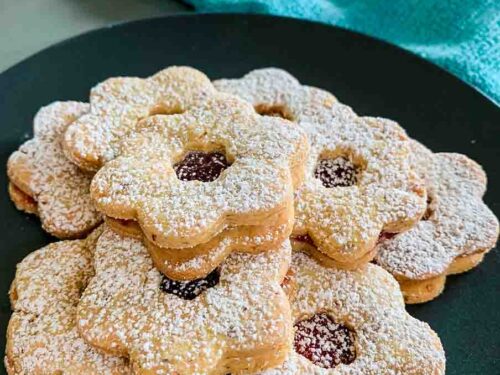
[5,227,131,374]
[7,102,102,238]
[258,252,446,374]
[105,202,294,280]
[215,68,426,268]
[77,228,293,374]
[64,66,216,171]
[90,92,308,278]
[376,140,499,303]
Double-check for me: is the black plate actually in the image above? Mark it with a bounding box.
[0,14,498,374]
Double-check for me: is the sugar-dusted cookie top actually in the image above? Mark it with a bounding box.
[215,68,426,267]
[144,203,294,280]
[63,66,216,171]
[90,92,308,250]
[7,102,102,238]
[77,228,293,374]
[5,227,131,374]
[105,201,293,280]
[258,252,446,374]
[376,140,499,281]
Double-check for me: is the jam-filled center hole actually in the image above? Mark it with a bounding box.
[159,269,220,300]
[294,313,356,369]
[174,151,231,182]
[314,156,360,188]
[254,103,294,121]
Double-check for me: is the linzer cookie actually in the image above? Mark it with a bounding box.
[63,66,216,171]
[90,92,308,279]
[7,102,102,239]
[376,140,499,303]
[77,228,293,374]
[5,227,131,374]
[105,203,293,280]
[215,68,426,269]
[258,252,446,374]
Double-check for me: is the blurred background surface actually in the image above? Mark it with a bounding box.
[0,0,190,72]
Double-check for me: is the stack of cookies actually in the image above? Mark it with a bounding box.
[5,66,498,374]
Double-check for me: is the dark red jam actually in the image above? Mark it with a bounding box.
[377,232,397,244]
[294,313,356,369]
[174,151,230,182]
[160,269,220,300]
[314,157,359,188]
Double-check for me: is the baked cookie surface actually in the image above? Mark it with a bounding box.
[77,228,293,374]
[215,68,426,269]
[258,252,446,374]
[63,66,216,171]
[5,227,131,375]
[7,101,102,238]
[90,91,308,279]
[376,140,499,303]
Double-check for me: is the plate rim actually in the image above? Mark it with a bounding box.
[0,12,498,108]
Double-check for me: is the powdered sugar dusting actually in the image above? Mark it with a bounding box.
[150,219,292,279]
[376,140,499,280]
[90,92,307,252]
[314,157,359,188]
[7,101,102,238]
[77,228,292,373]
[216,69,426,265]
[258,252,446,374]
[6,227,131,374]
[63,66,217,170]
[293,313,356,369]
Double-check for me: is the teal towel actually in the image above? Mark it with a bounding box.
[185,0,500,105]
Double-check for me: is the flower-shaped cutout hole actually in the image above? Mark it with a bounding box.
[173,150,232,182]
[216,69,427,269]
[255,103,294,121]
[314,152,364,188]
[294,313,356,369]
[160,268,220,300]
[77,228,293,374]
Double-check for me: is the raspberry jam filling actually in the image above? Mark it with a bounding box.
[377,232,397,244]
[314,157,359,188]
[159,269,220,300]
[174,151,230,182]
[294,313,356,369]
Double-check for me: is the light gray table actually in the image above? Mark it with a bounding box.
[0,0,190,72]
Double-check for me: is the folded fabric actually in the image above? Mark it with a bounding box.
[185,0,500,105]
